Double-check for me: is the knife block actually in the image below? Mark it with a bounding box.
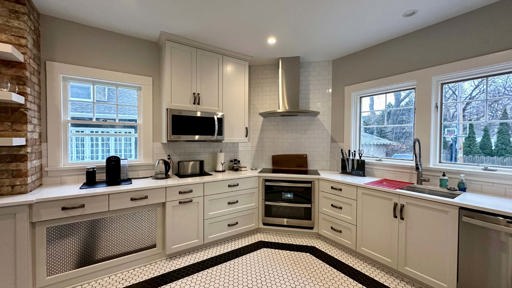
[341,158,366,177]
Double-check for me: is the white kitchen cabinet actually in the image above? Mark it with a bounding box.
[397,196,458,288]
[318,213,356,249]
[162,41,222,112]
[357,187,458,288]
[0,205,31,288]
[165,197,203,254]
[204,208,257,243]
[357,188,399,267]
[222,56,249,142]
[319,191,357,225]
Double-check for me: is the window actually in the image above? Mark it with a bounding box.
[64,78,140,163]
[440,71,512,168]
[46,62,153,169]
[358,88,416,160]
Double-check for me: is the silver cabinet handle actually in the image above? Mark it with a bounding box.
[330,203,343,210]
[330,226,343,234]
[61,204,85,211]
[179,199,193,205]
[197,92,201,105]
[331,186,343,191]
[227,221,239,227]
[130,195,148,201]
[193,92,197,105]
[227,200,239,205]
[178,189,193,194]
[228,183,239,188]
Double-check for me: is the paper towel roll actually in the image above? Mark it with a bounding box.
[216,152,225,172]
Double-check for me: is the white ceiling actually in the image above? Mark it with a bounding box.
[34,0,498,64]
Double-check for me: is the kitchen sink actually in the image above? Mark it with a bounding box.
[399,185,462,199]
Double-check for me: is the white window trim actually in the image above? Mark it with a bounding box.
[46,61,153,170]
[344,48,512,179]
[351,82,417,163]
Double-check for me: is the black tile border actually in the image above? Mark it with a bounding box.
[126,241,389,288]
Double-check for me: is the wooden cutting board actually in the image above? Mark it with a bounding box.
[272,154,308,169]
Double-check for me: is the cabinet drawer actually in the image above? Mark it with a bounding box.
[204,209,257,243]
[204,177,258,196]
[320,180,357,200]
[204,188,257,219]
[319,192,357,225]
[32,195,108,222]
[109,188,165,210]
[166,184,203,201]
[319,213,356,249]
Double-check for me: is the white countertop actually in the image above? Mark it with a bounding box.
[1,169,511,217]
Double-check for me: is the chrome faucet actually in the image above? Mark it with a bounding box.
[413,138,430,185]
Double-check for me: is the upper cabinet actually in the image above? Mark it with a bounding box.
[222,56,249,142]
[162,41,222,112]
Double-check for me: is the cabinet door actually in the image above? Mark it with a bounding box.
[165,197,203,254]
[398,196,458,288]
[222,56,249,142]
[357,188,399,268]
[166,41,197,111]
[0,205,31,288]
[196,49,222,112]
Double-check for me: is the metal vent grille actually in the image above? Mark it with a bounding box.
[46,208,157,277]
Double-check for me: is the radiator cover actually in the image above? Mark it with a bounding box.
[46,207,157,277]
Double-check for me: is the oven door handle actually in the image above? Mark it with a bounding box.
[264,201,312,208]
[264,182,312,188]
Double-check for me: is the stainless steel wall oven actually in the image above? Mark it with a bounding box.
[262,179,314,229]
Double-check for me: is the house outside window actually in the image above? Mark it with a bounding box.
[440,71,512,168]
[65,78,140,163]
[358,88,416,160]
[46,62,153,169]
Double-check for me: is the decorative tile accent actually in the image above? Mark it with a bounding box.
[73,231,423,288]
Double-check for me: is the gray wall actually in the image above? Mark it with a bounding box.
[40,15,161,142]
[331,0,512,143]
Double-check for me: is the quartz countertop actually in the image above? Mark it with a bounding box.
[1,169,511,217]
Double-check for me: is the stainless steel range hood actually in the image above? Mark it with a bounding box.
[259,57,319,117]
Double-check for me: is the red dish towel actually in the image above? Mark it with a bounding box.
[364,178,413,190]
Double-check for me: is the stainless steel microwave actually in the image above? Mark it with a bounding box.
[167,109,224,142]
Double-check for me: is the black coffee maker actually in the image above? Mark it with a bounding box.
[105,155,121,186]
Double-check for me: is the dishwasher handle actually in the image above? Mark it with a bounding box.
[462,216,512,234]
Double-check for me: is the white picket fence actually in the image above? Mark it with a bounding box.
[69,126,137,162]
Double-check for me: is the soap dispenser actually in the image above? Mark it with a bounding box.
[457,174,467,192]
[439,172,448,188]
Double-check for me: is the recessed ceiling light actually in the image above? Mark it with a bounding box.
[402,9,418,18]
[267,36,277,46]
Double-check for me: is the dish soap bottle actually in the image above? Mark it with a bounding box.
[439,172,448,188]
[457,174,467,192]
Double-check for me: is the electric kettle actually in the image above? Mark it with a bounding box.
[154,159,171,179]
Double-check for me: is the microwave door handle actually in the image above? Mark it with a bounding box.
[214,115,218,138]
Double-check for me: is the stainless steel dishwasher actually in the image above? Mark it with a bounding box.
[458,208,512,288]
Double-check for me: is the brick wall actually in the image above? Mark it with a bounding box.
[0,0,41,195]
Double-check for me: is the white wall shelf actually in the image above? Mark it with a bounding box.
[0,91,25,105]
[0,138,26,146]
[0,43,24,62]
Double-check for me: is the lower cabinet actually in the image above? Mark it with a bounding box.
[204,208,257,243]
[0,205,31,288]
[318,213,356,249]
[165,197,203,254]
[357,188,458,288]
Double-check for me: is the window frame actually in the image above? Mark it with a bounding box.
[46,61,153,169]
[433,62,512,171]
[352,81,417,163]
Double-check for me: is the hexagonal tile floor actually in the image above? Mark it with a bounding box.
[72,231,424,288]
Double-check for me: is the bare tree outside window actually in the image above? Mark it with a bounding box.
[359,88,416,159]
[440,71,512,168]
